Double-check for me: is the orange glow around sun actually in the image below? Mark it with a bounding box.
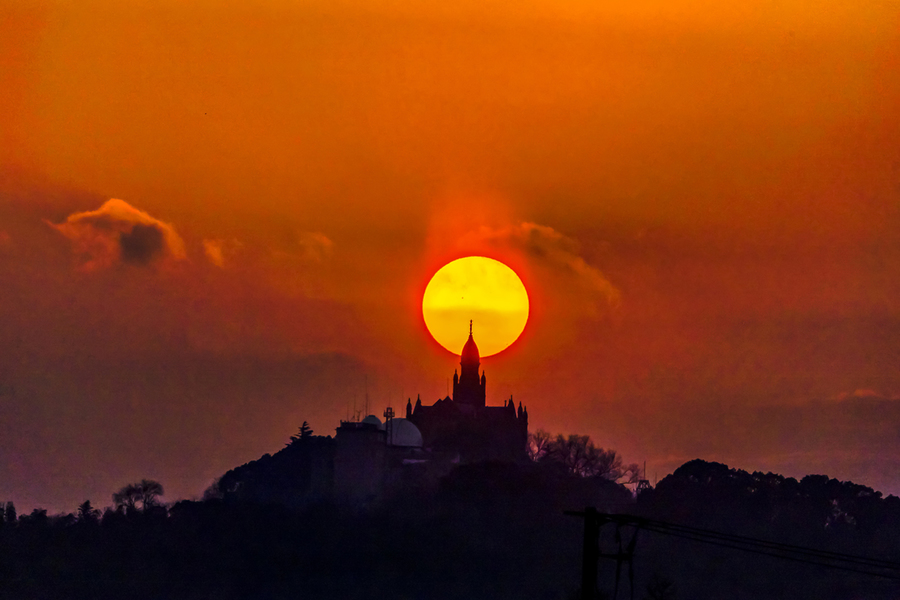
[422,256,529,357]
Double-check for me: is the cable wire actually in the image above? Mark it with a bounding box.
[603,514,900,572]
[636,524,900,581]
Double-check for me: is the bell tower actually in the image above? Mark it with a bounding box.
[452,321,486,407]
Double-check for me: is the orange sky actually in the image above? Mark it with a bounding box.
[1,0,899,512]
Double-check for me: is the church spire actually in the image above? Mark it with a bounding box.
[461,320,480,368]
[455,321,485,407]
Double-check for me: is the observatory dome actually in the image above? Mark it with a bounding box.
[385,418,424,448]
[361,415,384,430]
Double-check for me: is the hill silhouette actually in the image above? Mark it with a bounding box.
[2,436,899,599]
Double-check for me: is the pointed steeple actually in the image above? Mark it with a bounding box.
[461,320,480,368]
[454,321,486,407]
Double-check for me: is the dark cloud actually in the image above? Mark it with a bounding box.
[49,199,186,270]
[457,222,620,313]
[120,222,166,265]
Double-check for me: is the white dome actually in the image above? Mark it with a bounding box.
[361,415,384,430]
[385,418,424,448]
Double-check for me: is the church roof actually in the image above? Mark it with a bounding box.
[461,320,479,365]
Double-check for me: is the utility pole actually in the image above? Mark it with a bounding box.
[565,507,600,600]
[383,406,395,446]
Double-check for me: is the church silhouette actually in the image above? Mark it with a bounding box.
[332,322,529,503]
[215,323,532,506]
[407,321,528,463]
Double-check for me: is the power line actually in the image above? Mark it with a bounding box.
[637,523,900,580]
[606,513,900,572]
[566,508,900,600]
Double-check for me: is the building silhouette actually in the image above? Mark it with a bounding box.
[406,321,529,463]
[217,323,533,507]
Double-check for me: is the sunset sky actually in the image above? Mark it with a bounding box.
[2,0,899,513]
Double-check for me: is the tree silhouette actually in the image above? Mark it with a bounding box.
[4,501,16,524]
[138,479,164,508]
[113,479,164,512]
[23,508,48,526]
[76,500,101,523]
[287,421,314,446]
[113,483,140,512]
[537,433,640,482]
[527,429,553,461]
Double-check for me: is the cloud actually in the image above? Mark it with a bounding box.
[203,238,243,268]
[458,222,620,307]
[832,389,900,401]
[272,231,334,263]
[296,232,334,262]
[49,199,186,270]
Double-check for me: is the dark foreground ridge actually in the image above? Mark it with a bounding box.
[2,454,900,600]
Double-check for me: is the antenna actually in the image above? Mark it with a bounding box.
[383,406,395,446]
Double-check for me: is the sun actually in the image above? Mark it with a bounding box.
[422,256,529,357]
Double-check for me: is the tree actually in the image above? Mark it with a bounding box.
[113,479,164,512]
[527,429,553,462]
[23,508,48,526]
[77,500,101,523]
[202,478,223,501]
[4,501,16,524]
[549,434,600,477]
[287,421,314,446]
[113,483,140,512]
[138,479,164,509]
[539,433,640,483]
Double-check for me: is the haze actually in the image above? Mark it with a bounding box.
[1,0,898,513]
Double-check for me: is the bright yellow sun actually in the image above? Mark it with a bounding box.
[422,256,529,357]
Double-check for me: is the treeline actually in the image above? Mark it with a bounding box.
[629,460,900,600]
[528,429,641,482]
[0,478,165,530]
[0,460,627,599]
[3,430,900,599]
